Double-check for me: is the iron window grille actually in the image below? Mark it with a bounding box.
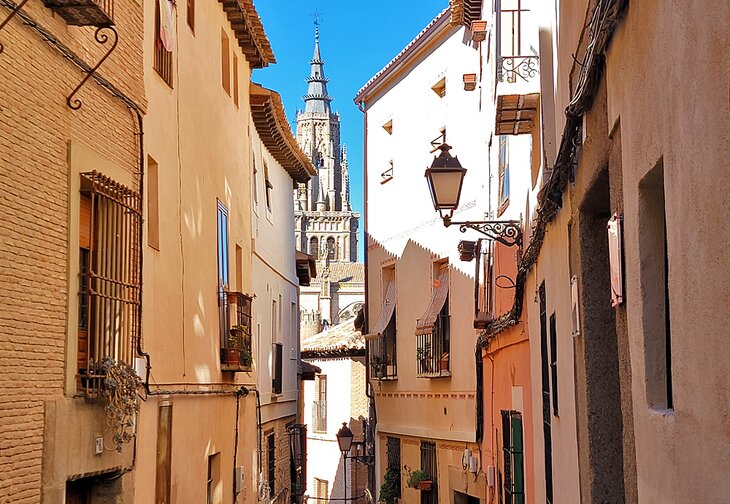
[369,312,397,380]
[154,0,173,86]
[501,410,525,504]
[267,432,276,498]
[313,375,327,433]
[495,0,539,83]
[219,291,253,371]
[77,171,141,396]
[386,436,401,498]
[420,440,437,504]
[416,298,450,378]
[289,424,307,500]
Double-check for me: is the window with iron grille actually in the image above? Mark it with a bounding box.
[387,436,401,498]
[420,440,437,504]
[154,0,173,86]
[267,432,276,498]
[289,424,307,499]
[313,375,327,433]
[501,410,525,504]
[77,172,141,396]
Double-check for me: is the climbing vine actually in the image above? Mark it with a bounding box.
[101,357,142,452]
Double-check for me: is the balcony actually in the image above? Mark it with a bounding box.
[219,291,253,372]
[369,317,397,380]
[495,0,540,135]
[312,400,327,433]
[44,0,113,26]
[288,424,307,500]
[416,322,450,378]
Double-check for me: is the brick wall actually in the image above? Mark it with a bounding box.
[0,0,144,499]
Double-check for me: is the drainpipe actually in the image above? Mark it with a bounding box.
[356,98,375,496]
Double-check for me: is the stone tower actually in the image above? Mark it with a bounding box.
[294,24,363,337]
[294,24,360,264]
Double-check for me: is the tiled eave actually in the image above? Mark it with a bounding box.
[250,83,317,183]
[449,0,483,27]
[218,0,275,68]
[496,93,540,135]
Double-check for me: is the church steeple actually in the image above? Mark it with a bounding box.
[303,24,333,114]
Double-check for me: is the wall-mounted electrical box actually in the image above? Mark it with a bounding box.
[235,466,245,494]
[94,436,103,455]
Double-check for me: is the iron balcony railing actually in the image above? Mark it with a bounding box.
[312,400,327,433]
[416,317,450,378]
[289,424,308,501]
[219,291,253,372]
[496,0,539,83]
[369,317,397,380]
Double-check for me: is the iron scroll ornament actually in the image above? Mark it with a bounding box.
[0,0,32,55]
[498,55,539,83]
[67,25,118,110]
[443,215,522,249]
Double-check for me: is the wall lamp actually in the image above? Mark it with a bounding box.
[424,143,522,249]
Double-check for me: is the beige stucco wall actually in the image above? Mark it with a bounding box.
[135,0,259,500]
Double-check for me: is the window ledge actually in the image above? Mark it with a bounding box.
[416,371,451,379]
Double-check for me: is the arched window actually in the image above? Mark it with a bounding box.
[326,237,336,260]
[309,237,319,258]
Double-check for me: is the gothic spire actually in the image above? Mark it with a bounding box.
[303,23,333,114]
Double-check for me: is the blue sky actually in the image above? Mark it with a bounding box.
[253,0,446,260]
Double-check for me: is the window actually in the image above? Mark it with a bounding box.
[217,202,230,346]
[420,441,437,504]
[207,452,221,504]
[156,403,173,504]
[154,0,173,86]
[498,135,510,213]
[253,156,259,206]
[77,172,141,394]
[538,284,553,504]
[431,77,446,98]
[233,54,239,107]
[501,410,525,504]
[221,30,230,95]
[326,237,336,261]
[272,342,283,394]
[148,157,160,250]
[639,158,673,410]
[314,478,329,504]
[309,237,319,258]
[369,269,397,380]
[386,436,401,498]
[313,375,327,433]
[186,0,194,32]
[289,424,307,498]
[264,163,273,211]
[416,265,450,377]
[267,432,276,497]
[549,314,558,416]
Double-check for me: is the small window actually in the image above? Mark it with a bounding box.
[314,478,329,503]
[267,432,276,497]
[313,375,327,433]
[326,237,336,260]
[206,452,221,504]
[498,135,510,214]
[221,30,230,95]
[431,77,446,98]
[309,236,319,258]
[420,441,438,504]
[386,437,402,498]
[264,163,273,211]
[233,55,239,107]
[186,0,194,32]
[272,342,283,394]
[382,119,393,134]
[147,157,160,250]
[154,0,173,86]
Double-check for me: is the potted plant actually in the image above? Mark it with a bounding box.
[240,348,253,368]
[407,469,432,491]
[379,465,399,504]
[222,328,243,366]
[372,355,386,378]
[416,343,433,373]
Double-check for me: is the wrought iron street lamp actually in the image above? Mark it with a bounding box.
[425,143,522,249]
[337,422,354,502]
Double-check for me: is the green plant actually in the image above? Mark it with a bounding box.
[228,324,248,350]
[379,466,399,504]
[240,348,253,367]
[101,357,142,452]
[406,469,429,489]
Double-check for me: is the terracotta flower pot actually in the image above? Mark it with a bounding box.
[418,481,433,491]
[222,348,241,366]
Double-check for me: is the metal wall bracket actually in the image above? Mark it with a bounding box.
[0,0,31,55]
[444,216,523,249]
[67,25,117,110]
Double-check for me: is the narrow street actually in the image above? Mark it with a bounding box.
[0,0,728,503]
